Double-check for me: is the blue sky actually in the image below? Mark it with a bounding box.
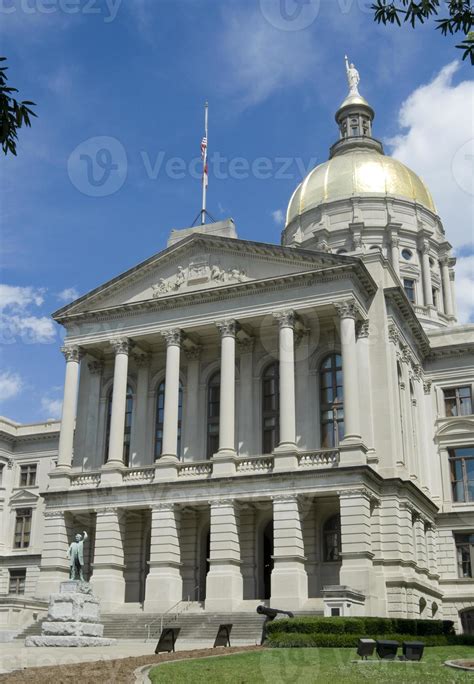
[1,0,473,423]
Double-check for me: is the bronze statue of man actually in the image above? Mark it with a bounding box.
[67,531,88,581]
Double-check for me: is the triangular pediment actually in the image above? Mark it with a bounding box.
[53,234,356,319]
[10,488,40,505]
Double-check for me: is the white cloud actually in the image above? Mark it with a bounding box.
[272,209,284,225]
[0,284,56,343]
[41,396,63,420]
[218,6,320,108]
[57,287,79,303]
[389,62,474,322]
[0,371,23,401]
[0,284,45,311]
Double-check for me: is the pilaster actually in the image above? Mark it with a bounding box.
[144,503,183,612]
[205,499,243,611]
[90,508,125,611]
[35,511,70,598]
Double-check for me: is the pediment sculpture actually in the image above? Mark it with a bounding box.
[152,257,249,298]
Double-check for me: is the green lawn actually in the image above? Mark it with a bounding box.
[149,646,474,683]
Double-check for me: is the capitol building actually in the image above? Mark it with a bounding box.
[1,71,473,638]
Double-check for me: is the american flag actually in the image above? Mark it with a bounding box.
[201,136,208,159]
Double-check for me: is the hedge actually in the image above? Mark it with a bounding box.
[266,632,474,649]
[265,616,455,637]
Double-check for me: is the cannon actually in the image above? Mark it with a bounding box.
[256,604,294,644]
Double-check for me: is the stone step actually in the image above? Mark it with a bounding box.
[16,610,323,641]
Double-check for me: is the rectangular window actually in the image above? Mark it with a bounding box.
[14,508,32,549]
[455,533,474,578]
[403,279,416,304]
[444,387,473,417]
[19,464,37,487]
[8,568,26,595]
[432,288,439,309]
[450,447,474,503]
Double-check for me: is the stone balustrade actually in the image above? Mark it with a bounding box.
[69,472,101,488]
[298,449,340,468]
[122,466,155,483]
[236,456,274,473]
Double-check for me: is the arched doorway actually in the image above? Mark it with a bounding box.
[261,520,274,600]
[461,609,474,635]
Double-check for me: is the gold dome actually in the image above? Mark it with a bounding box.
[286,148,437,226]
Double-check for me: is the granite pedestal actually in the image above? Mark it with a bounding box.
[26,581,115,647]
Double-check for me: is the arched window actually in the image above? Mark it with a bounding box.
[207,372,220,459]
[154,380,183,459]
[323,514,341,561]
[104,384,133,466]
[320,354,344,448]
[262,362,279,453]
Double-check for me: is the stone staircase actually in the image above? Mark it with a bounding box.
[16,610,322,643]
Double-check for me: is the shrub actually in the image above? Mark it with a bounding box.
[266,631,474,648]
[265,616,453,638]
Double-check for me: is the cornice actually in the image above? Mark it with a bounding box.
[55,263,376,329]
[384,288,431,356]
[53,234,365,320]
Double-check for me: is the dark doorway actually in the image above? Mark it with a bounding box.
[199,529,210,602]
[461,609,474,635]
[263,520,274,600]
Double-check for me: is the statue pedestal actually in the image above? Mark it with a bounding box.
[25,581,115,647]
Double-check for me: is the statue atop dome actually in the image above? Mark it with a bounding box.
[344,55,360,95]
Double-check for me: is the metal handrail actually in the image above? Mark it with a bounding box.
[145,584,201,641]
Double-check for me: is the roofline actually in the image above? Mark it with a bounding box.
[52,233,366,322]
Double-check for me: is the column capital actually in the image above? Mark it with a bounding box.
[61,345,83,363]
[237,336,255,353]
[388,323,400,346]
[334,299,359,320]
[356,320,370,339]
[150,502,175,512]
[110,337,133,355]
[271,493,299,504]
[134,351,151,368]
[184,344,202,360]
[216,319,239,338]
[273,309,296,329]
[161,328,183,347]
[88,359,104,375]
[210,498,236,509]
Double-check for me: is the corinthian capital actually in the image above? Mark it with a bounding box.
[61,345,83,363]
[216,319,239,338]
[273,309,296,329]
[161,329,183,347]
[334,299,358,320]
[88,360,104,375]
[110,337,133,355]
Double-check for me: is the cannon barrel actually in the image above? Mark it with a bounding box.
[256,605,294,619]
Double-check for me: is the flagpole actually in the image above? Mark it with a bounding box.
[201,101,208,225]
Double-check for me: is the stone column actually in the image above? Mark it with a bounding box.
[35,511,70,598]
[398,502,415,565]
[212,320,238,476]
[183,346,201,461]
[144,504,182,612]
[440,258,454,317]
[206,499,243,611]
[273,311,296,450]
[105,338,132,476]
[132,353,150,466]
[271,495,308,609]
[237,338,254,457]
[356,321,374,453]
[449,262,458,318]
[335,302,366,466]
[90,508,125,611]
[160,330,182,458]
[339,489,375,606]
[85,360,104,471]
[56,346,83,471]
[391,235,400,277]
[420,241,433,307]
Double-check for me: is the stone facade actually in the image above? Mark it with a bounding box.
[1,84,473,636]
